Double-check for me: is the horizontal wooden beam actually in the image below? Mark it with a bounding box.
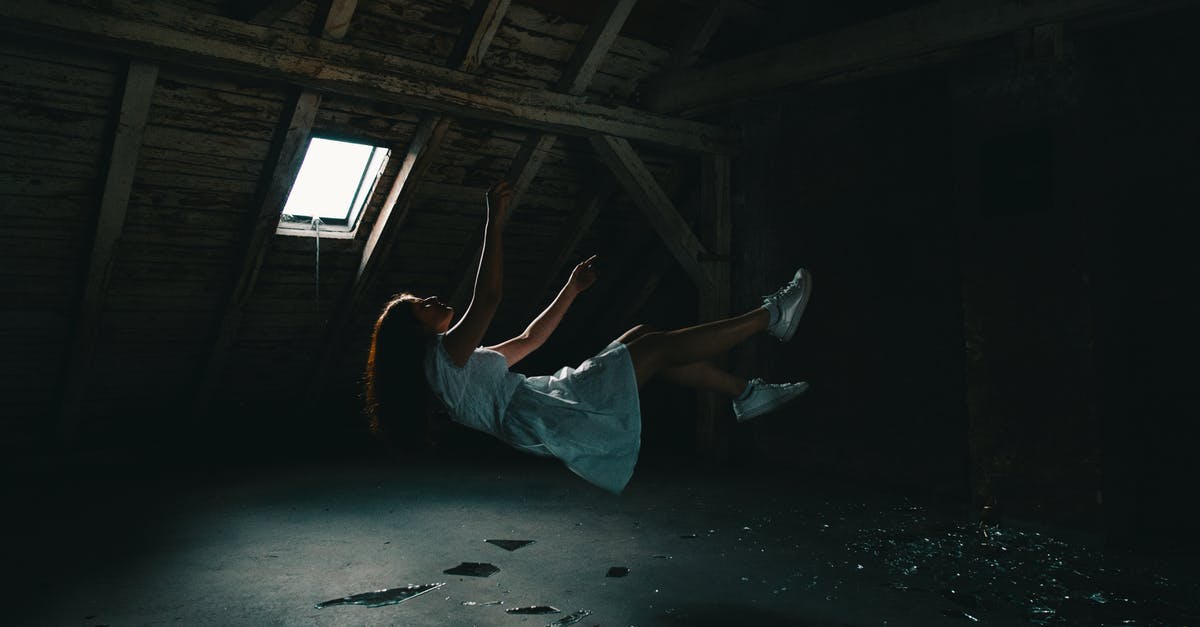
[0,0,730,153]
[58,60,159,441]
[590,135,712,290]
[642,0,1175,113]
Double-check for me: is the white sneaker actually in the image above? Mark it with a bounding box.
[732,378,810,422]
[762,268,812,342]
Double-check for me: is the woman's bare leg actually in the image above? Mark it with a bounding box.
[616,324,748,395]
[661,362,747,397]
[621,309,769,387]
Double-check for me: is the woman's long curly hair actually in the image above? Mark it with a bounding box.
[364,293,437,452]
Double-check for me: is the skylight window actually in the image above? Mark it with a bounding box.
[278,137,389,235]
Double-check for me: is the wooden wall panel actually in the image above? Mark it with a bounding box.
[0,40,121,452]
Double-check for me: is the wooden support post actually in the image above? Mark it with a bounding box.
[589,135,712,291]
[192,0,358,417]
[695,153,732,459]
[57,60,158,443]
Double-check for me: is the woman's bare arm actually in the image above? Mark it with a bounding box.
[442,181,512,366]
[488,255,597,367]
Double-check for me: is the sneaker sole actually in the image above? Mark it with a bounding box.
[776,269,812,343]
[735,382,810,422]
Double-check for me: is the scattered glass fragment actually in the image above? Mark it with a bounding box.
[680,534,698,539]
[315,582,444,609]
[652,554,672,559]
[1088,591,1108,604]
[485,539,535,551]
[506,605,559,615]
[443,562,500,577]
[546,609,592,626]
[461,600,503,607]
[607,566,630,578]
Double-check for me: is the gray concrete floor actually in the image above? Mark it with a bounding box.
[10,455,1196,626]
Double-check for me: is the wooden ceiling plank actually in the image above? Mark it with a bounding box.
[642,0,1178,113]
[192,0,359,416]
[232,0,305,26]
[589,135,711,290]
[57,60,159,442]
[0,0,730,154]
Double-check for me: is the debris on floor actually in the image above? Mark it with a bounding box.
[506,605,560,614]
[485,539,535,551]
[606,566,630,577]
[461,600,504,606]
[546,609,592,625]
[443,562,500,577]
[314,582,444,609]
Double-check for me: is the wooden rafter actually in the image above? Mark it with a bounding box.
[448,0,641,307]
[695,152,732,459]
[642,0,1176,113]
[665,0,727,71]
[0,0,729,153]
[57,60,159,442]
[589,135,712,290]
[309,0,515,398]
[192,0,358,415]
[526,0,730,315]
[558,0,641,96]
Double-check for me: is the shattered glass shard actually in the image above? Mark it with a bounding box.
[606,566,630,578]
[485,539,536,551]
[444,562,500,577]
[506,605,560,615]
[315,582,444,609]
[547,609,593,625]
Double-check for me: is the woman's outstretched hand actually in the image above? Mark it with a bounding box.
[486,180,513,223]
[567,254,598,294]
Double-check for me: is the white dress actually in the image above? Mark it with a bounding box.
[424,336,642,494]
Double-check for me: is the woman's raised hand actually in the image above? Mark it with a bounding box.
[486,180,514,223]
[567,254,599,294]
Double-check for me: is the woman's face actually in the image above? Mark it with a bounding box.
[410,296,453,334]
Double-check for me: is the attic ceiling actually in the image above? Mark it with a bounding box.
[0,0,1184,453]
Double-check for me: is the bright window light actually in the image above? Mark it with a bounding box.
[279,137,389,233]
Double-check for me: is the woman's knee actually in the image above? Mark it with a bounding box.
[616,323,657,345]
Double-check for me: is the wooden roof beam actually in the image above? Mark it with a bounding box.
[191,0,359,416]
[57,60,159,443]
[525,0,730,314]
[589,135,712,291]
[448,0,642,307]
[0,0,729,154]
[308,0,516,400]
[642,0,1181,113]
